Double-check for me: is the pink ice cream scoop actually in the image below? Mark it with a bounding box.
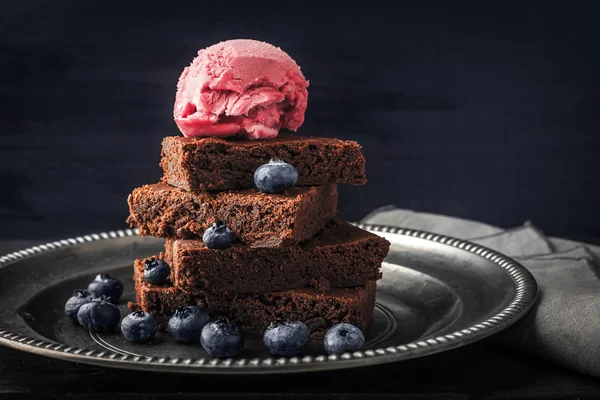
[173,39,309,140]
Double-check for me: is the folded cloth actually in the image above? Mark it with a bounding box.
[362,206,600,377]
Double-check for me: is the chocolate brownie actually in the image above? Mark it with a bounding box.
[133,258,376,339]
[160,134,367,192]
[127,183,337,247]
[164,220,390,294]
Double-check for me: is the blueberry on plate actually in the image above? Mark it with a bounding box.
[203,220,234,250]
[263,319,309,357]
[76,298,121,333]
[254,158,299,194]
[144,258,171,285]
[168,305,210,343]
[87,274,124,303]
[323,323,365,355]
[121,310,158,343]
[64,289,95,321]
[200,317,243,358]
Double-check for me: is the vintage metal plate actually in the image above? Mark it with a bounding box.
[0,223,537,374]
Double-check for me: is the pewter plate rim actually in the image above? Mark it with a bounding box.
[0,223,538,374]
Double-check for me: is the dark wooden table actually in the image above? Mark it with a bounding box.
[1,240,600,399]
[2,335,600,399]
[1,332,599,399]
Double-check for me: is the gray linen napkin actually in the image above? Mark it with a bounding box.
[362,206,600,376]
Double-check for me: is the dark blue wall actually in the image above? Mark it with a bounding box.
[1,2,599,242]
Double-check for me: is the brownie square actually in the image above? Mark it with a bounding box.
[127,183,337,247]
[133,257,376,340]
[160,134,367,192]
[164,221,390,294]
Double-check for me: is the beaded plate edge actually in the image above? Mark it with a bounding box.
[0,223,537,373]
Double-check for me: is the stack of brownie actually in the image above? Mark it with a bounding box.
[127,133,391,339]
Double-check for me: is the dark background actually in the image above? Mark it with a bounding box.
[2,3,600,398]
[1,1,599,243]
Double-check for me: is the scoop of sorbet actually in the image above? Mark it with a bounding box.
[173,39,309,140]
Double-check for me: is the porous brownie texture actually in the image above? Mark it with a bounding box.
[164,221,390,294]
[127,183,337,247]
[160,134,367,192]
[133,258,376,339]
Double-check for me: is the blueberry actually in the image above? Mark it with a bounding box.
[120,310,158,343]
[168,306,210,343]
[64,289,95,321]
[87,274,124,303]
[200,318,243,358]
[203,220,234,249]
[263,319,309,357]
[76,298,121,332]
[144,258,171,285]
[254,158,298,194]
[323,323,365,355]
